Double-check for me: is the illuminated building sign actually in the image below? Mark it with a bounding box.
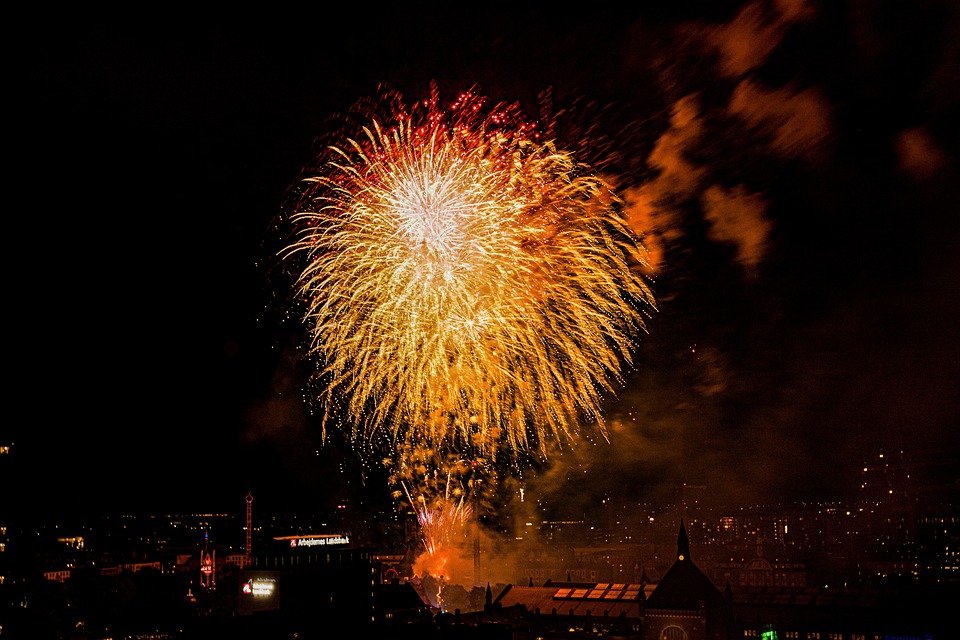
[243,577,276,597]
[239,572,280,615]
[274,534,350,549]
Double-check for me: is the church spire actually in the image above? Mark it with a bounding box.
[677,518,690,561]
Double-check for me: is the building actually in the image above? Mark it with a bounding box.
[477,520,729,639]
[729,582,955,638]
[238,534,379,632]
[641,520,731,640]
[709,538,806,590]
[495,579,650,636]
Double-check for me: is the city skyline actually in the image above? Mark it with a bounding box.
[7,2,959,521]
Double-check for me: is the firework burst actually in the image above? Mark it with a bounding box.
[283,88,655,459]
[402,477,472,558]
[383,442,498,585]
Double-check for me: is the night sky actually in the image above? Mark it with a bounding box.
[9,2,959,521]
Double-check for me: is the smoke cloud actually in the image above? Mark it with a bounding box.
[623,95,704,273]
[701,184,771,276]
[703,0,814,78]
[896,127,948,180]
[728,80,832,161]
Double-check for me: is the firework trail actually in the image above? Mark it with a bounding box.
[283,87,655,460]
[383,442,500,586]
[387,445,484,554]
[402,475,472,558]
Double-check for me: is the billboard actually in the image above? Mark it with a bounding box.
[273,533,350,550]
[239,571,280,615]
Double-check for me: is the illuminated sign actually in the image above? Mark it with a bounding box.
[278,534,350,549]
[294,535,349,547]
[239,571,280,615]
[242,577,276,597]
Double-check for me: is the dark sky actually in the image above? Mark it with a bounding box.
[8,2,959,521]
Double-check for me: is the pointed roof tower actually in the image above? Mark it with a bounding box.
[677,518,690,562]
[644,519,723,611]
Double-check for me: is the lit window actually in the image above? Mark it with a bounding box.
[661,626,689,640]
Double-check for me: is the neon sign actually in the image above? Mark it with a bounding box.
[284,534,350,548]
[242,577,276,597]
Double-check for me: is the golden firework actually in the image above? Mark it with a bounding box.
[284,89,654,458]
